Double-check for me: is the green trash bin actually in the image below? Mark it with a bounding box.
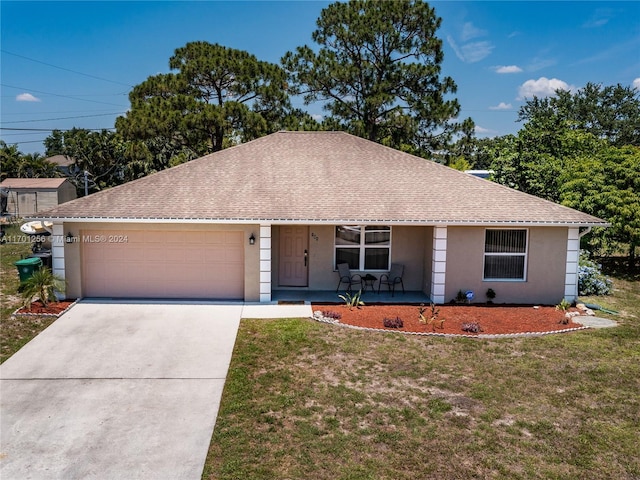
[15,257,43,283]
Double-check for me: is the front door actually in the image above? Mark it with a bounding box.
[279,226,309,286]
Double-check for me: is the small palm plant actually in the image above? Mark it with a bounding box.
[338,290,365,310]
[21,267,65,310]
[418,303,445,331]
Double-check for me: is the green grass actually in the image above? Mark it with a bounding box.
[0,221,57,363]
[1,231,638,477]
[204,274,639,480]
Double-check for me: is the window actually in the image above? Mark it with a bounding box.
[335,226,391,271]
[483,229,528,280]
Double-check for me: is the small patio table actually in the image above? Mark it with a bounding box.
[362,274,377,293]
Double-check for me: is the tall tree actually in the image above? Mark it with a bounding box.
[560,145,640,269]
[518,82,640,147]
[1,141,59,180]
[45,129,129,193]
[282,0,470,155]
[116,42,292,155]
[488,124,606,202]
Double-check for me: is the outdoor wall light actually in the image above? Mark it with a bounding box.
[66,232,75,244]
[249,233,256,245]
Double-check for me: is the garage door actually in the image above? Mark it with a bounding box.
[81,230,244,299]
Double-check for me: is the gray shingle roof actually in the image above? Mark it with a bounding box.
[45,155,75,167]
[1,178,70,189]
[38,131,606,226]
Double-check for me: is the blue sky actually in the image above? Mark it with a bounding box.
[2,1,639,154]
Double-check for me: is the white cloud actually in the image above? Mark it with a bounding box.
[447,20,494,64]
[461,41,494,63]
[447,36,463,60]
[448,36,494,63]
[474,125,495,135]
[495,65,522,74]
[489,102,513,110]
[632,78,640,90]
[461,22,487,41]
[517,77,575,100]
[16,93,41,102]
[525,50,558,72]
[311,114,323,122]
[583,8,614,28]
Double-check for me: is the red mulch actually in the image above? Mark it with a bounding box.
[313,304,585,335]
[15,300,76,316]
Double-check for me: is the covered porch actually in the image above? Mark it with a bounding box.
[272,289,432,305]
[265,224,445,304]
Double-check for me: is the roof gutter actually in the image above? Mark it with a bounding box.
[29,216,610,228]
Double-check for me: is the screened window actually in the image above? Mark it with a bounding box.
[483,229,528,280]
[335,226,391,271]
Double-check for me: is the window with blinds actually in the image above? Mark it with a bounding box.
[483,229,528,280]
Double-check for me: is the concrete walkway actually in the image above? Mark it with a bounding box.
[241,303,312,319]
[0,301,244,480]
[575,316,618,328]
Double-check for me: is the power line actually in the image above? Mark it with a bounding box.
[1,83,128,107]
[1,131,54,136]
[1,112,125,124]
[4,139,53,145]
[1,109,119,116]
[1,49,134,88]
[1,127,116,132]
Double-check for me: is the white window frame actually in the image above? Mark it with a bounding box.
[483,228,528,281]
[334,225,392,271]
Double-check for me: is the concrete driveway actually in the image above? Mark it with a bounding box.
[0,301,242,480]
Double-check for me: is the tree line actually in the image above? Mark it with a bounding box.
[1,0,638,267]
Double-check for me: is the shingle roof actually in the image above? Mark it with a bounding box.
[37,131,606,226]
[45,155,75,167]
[1,178,70,189]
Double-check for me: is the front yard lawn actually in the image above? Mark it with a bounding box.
[1,222,58,364]
[205,274,639,480]
[2,227,638,479]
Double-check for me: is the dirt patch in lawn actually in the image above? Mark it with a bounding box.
[313,304,587,335]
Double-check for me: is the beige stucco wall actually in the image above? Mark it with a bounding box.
[272,225,430,291]
[64,222,260,301]
[389,226,428,291]
[422,227,434,295]
[445,226,568,305]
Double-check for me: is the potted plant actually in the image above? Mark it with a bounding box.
[486,288,496,304]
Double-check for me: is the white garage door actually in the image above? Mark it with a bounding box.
[81,230,244,299]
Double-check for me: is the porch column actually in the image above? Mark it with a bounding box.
[51,223,66,299]
[259,224,272,302]
[430,226,447,304]
[564,228,580,302]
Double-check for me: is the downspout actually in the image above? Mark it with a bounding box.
[579,226,592,238]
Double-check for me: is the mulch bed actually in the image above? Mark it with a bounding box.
[13,300,76,316]
[313,304,586,335]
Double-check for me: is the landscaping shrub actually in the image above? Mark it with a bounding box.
[578,251,612,296]
[320,310,342,321]
[461,322,483,333]
[383,317,404,328]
